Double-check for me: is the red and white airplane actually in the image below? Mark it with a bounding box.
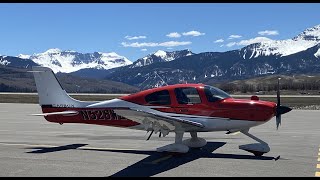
[31,66,291,156]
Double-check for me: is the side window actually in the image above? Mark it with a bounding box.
[204,88,221,102]
[174,87,201,104]
[204,85,231,102]
[145,90,171,105]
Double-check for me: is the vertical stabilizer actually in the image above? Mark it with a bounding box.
[32,66,90,107]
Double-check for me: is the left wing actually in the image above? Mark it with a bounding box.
[114,108,205,135]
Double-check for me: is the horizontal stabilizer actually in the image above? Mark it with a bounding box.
[31,110,79,117]
[27,70,46,73]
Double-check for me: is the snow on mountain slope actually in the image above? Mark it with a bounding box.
[315,48,320,58]
[154,50,168,59]
[293,24,320,41]
[131,49,194,68]
[0,55,39,68]
[242,24,320,59]
[0,56,9,65]
[17,54,30,59]
[18,48,132,73]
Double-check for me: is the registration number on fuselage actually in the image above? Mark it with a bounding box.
[80,110,126,121]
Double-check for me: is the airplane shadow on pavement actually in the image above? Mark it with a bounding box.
[25,142,280,177]
[102,142,278,177]
[25,143,88,154]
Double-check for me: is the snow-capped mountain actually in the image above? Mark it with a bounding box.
[18,48,132,73]
[107,43,320,89]
[0,55,39,68]
[107,24,320,89]
[241,24,320,59]
[130,49,194,68]
[293,25,320,41]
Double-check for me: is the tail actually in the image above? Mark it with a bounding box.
[31,66,91,108]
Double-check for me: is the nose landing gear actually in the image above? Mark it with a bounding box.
[239,129,270,156]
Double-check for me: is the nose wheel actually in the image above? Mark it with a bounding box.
[239,129,270,156]
[253,152,264,157]
[244,149,265,156]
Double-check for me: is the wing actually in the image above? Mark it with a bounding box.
[31,110,79,116]
[114,108,205,134]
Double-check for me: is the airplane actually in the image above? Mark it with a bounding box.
[30,66,292,156]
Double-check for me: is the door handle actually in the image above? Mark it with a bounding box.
[179,109,188,112]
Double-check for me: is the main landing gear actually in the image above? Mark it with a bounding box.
[156,131,207,153]
[155,129,270,156]
[239,129,270,156]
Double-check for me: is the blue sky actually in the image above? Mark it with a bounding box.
[1,3,320,61]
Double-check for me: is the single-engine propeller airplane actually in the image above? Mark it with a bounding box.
[31,66,292,156]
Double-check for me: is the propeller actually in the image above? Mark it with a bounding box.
[275,78,292,129]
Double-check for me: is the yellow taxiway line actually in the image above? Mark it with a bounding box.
[316,147,320,177]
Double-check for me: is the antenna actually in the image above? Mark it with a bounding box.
[154,71,168,86]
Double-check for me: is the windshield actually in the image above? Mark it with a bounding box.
[204,85,231,102]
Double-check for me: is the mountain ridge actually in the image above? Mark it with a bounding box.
[1,24,320,90]
[18,48,132,73]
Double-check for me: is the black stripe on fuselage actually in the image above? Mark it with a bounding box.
[41,105,54,108]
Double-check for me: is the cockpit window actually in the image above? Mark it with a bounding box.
[145,90,171,105]
[204,85,231,102]
[174,87,201,104]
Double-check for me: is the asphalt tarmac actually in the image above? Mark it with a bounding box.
[0,103,319,177]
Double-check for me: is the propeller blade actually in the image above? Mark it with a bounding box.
[275,105,292,130]
[276,115,281,130]
[276,77,281,130]
[277,77,281,106]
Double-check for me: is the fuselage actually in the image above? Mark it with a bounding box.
[41,84,277,132]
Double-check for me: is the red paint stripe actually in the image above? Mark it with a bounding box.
[41,107,140,128]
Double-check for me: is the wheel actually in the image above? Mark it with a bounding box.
[253,152,264,156]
